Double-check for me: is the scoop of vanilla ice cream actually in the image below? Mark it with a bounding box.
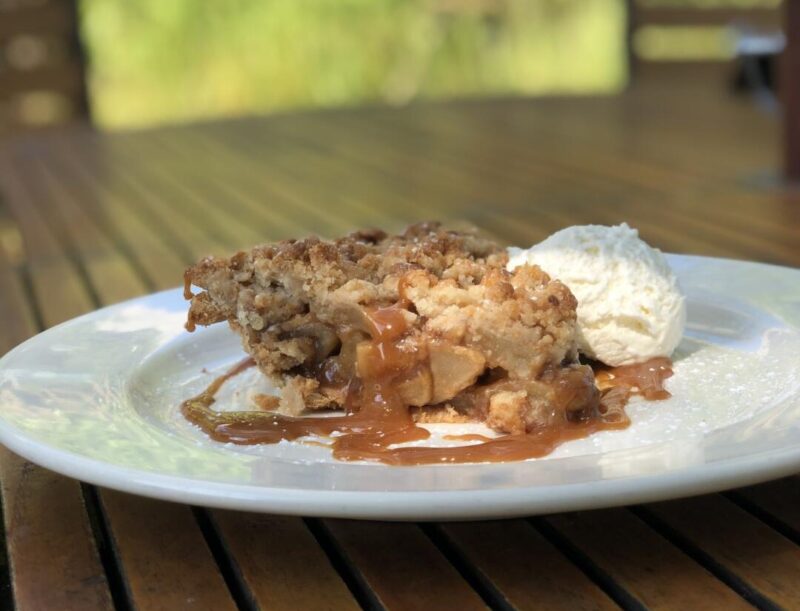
[507,223,685,366]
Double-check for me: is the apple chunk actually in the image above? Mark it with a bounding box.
[429,343,486,403]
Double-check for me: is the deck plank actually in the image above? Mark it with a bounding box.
[213,512,359,611]
[0,149,238,611]
[543,509,753,610]
[100,492,236,611]
[644,496,800,608]
[439,520,619,610]
[0,157,114,611]
[733,476,800,535]
[324,520,487,610]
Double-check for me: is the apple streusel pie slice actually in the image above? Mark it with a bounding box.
[184,222,600,435]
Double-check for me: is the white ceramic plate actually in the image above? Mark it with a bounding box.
[0,254,799,520]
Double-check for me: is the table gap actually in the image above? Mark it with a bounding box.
[530,517,646,611]
[629,506,779,610]
[80,485,133,611]
[722,490,800,549]
[304,518,386,611]
[0,478,14,611]
[419,523,514,611]
[190,508,257,611]
[15,266,45,334]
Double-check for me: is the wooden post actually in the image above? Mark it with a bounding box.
[786,0,800,181]
[66,0,92,121]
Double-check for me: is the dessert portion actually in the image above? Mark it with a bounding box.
[508,223,685,367]
[184,222,600,436]
[181,222,678,465]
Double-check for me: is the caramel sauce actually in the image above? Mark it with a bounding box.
[443,434,496,443]
[181,306,674,464]
[363,304,409,342]
[594,357,674,401]
[182,271,194,301]
[355,305,420,400]
[396,274,418,307]
[183,273,196,332]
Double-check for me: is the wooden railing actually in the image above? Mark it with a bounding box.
[785,0,800,180]
[0,0,89,134]
[629,0,783,77]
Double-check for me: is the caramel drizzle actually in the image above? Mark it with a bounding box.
[443,433,495,443]
[181,364,671,465]
[181,306,673,465]
[594,357,674,404]
[183,272,196,332]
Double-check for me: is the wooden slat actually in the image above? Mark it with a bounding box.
[543,509,752,610]
[438,520,618,610]
[100,134,271,251]
[632,6,781,28]
[196,122,440,230]
[0,269,110,609]
[0,231,34,351]
[0,63,84,95]
[270,111,736,258]
[0,146,240,608]
[100,492,236,611]
[129,130,333,240]
[53,132,231,262]
[0,158,93,322]
[324,521,487,610]
[36,136,361,611]
[312,112,736,256]
[374,104,730,202]
[360,104,792,263]
[213,512,359,611]
[0,3,74,38]
[644,496,800,608]
[32,158,144,304]
[733,476,800,535]
[315,109,627,205]
[45,137,191,286]
[389,92,771,183]
[0,156,113,611]
[0,449,113,610]
[10,144,243,610]
[167,127,394,236]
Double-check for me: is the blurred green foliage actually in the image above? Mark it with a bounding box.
[80,0,626,129]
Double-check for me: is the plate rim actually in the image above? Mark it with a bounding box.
[0,412,798,520]
[1,252,799,520]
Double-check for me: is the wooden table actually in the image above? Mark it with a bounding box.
[1,82,799,610]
